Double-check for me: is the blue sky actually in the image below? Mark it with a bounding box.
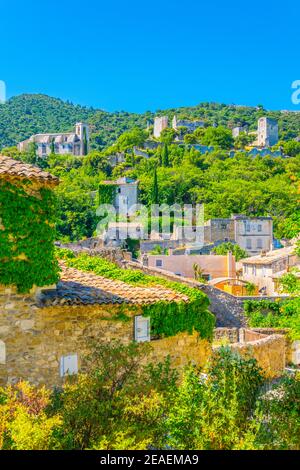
[1,0,300,112]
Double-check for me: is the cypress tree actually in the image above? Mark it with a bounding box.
[50,138,55,155]
[83,127,88,155]
[152,167,159,204]
[161,143,169,167]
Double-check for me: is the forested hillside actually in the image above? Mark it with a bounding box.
[1,94,299,243]
[1,94,300,150]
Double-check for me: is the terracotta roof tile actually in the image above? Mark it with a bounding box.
[39,262,188,307]
[0,155,59,186]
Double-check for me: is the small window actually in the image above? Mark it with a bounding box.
[257,239,263,249]
[246,224,251,232]
[258,224,262,232]
[246,239,252,249]
[134,316,150,342]
[60,354,78,377]
[156,259,163,267]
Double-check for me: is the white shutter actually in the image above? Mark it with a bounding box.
[60,353,78,377]
[134,316,150,342]
[0,341,5,365]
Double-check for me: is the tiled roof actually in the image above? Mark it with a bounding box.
[0,155,59,186]
[39,262,188,307]
[241,246,296,265]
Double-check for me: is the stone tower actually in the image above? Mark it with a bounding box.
[257,117,278,147]
[153,116,168,139]
[75,122,89,155]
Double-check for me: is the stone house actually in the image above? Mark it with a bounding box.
[0,261,212,387]
[103,222,145,245]
[101,177,138,217]
[241,245,299,295]
[18,122,89,157]
[204,214,273,256]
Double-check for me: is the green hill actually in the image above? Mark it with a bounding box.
[1,94,300,151]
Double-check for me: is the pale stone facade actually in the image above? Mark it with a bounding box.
[146,252,236,281]
[257,117,278,147]
[18,122,89,157]
[153,116,168,138]
[102,177,138,217]
[204,215,273,255]
[241,245,299,295]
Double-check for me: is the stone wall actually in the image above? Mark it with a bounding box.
[149,332,211,369]
[214,327,239,343]
[0,290,210,388]
[226,334,286,379]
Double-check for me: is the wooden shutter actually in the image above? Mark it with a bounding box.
[134,316,150,342]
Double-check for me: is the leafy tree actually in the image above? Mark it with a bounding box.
[212,242,248,261]
[184,133,197,144]
[160,128,176,145]
[201,126,234,149]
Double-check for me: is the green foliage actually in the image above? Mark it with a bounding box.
[212,241,248,261]
[0,94,95,149]
[151,167,159,204]
[279,270,300,295]
[0,180,59,292]
[256,374,300,449]
[161,144,169,167]
[142,300,215,340]
[244,298,300,340]
[200,126,234,149]
[98,183,117,205]
[56,250,214,340]
[159,128,176,144]
[1,344,300,450]
[165,347,264,450]
[49,339,178,450]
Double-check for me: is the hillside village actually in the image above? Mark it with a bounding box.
[0,95,300,450]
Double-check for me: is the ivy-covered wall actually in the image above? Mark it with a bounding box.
[98,183,117,206]
[0,179,59,293]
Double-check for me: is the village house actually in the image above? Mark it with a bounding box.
[18,122,89,157]
[144,251,236,281]
[100,177,138,217]
[240,245,299,295]
[102,222,145,245]
[204,214,273,255]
